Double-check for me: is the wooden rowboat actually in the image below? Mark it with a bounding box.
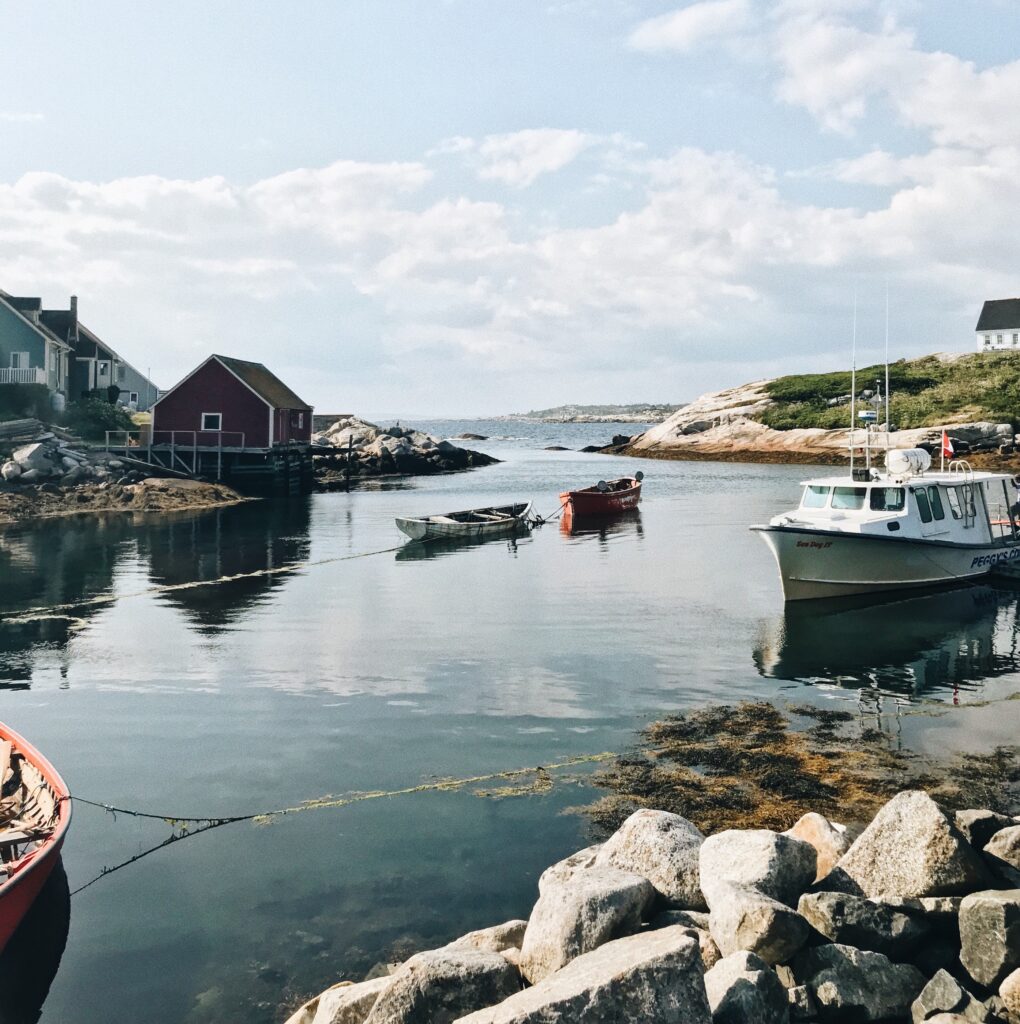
[396,502,532,542]
[0,723,71,954]
[559,474,643,517]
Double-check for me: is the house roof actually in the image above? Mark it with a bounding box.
[977,299,1020,332]
[215,355,312,410]
[0,292,71,350]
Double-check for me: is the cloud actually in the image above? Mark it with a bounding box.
[0,112,44,123]
[628,0,751,52]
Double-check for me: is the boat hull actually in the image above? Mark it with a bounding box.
[560,480,641,516]
[0,724,72,954]
[752,525,1016,601]
[396,503,532,542]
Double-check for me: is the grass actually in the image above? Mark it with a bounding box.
[758,352,1020,431]
[580,701,1020,837]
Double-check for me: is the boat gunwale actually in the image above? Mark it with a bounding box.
[397,502,531,527]
[750,522,1020,552]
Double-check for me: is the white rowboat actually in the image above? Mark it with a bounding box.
[396,502,532,542]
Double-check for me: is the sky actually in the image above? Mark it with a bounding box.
[1,0,1019,416]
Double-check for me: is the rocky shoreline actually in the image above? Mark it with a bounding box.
[284,783,1020,1024]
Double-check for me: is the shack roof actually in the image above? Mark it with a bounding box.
[215,355,312,410]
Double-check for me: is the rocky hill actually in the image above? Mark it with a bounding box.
[629,352,1020,465]
[509,403,681,423]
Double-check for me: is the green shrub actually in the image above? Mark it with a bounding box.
[0,383,52,421]
[61,398,135,440]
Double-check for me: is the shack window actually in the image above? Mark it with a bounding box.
[927,486,946,521]
[870,487,905,512]
[801,486,830,508]
[915,489,933,523]
[832,487,866,510]
[297,412,304,428]
[201,413,222,431]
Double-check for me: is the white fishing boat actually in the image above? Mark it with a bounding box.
[395,502,532,542]
[753,446,1020,600]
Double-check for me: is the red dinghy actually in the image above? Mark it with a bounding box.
[559,473,643,516]
[0,723,71,953]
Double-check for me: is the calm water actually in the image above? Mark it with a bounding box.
[2,420,1019,1024]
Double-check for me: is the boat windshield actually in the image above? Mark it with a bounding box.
[869,487,905,512]
[831,487,867,510]
[802,485,830,508]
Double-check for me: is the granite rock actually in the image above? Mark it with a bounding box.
[703,950,790,1024]
[708,883,810,965]
[700,829,816,907]
[959,890,1020,989]
[797,891,929,957]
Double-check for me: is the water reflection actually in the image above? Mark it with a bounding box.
[0,859,70,1024]
[559,508,644,542]
[395,533,533,562]
[138,500,312,632]
[754,583,1020,700]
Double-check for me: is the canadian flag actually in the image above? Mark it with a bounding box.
[942,430,954,458]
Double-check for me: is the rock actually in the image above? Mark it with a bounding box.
[955,811,1015,850]
[454,433,488,441]
[797,891,929,957]
[649,909,710,931]
[700,829,816,907]
[788,985,816,1020]
[832,791,991,898]
[785,813,854,882]
[295,977,389,1024]
[1000,968,1020,1019]
[911,969,989,1024]
[363,949,518,1024]
[543,446,570,451]
[18,468,42,482]
[703,950,790,1024]
[454,925,711,1024]
[984,827,1020,887]
[681,420,715,434]
[12,443,52,470]
[959,890,1020,989]
[1,461,20,480]
[443,921,528,955]
[708,883,810,965]
[594,809,706,909]
[519,866,654,983]
[537,845,602,893]
[791,943,926,1022]
[61,466,86,484]
[610,434,632,446]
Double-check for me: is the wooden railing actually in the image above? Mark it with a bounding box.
[0,367,47,385]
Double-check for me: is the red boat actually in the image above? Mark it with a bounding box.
[0,723,71,953]
[559,473,643,516]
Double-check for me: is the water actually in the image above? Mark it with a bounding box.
[1,421,1019,1023]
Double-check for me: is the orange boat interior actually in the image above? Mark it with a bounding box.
[0,739,60,881]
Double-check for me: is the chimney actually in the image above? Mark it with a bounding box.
[68,295,79,345]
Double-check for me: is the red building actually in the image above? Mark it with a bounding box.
[148,355,314,492]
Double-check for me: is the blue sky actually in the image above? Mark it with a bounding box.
[2,1,1020,414]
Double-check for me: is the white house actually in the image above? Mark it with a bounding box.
[976,299,1020,351]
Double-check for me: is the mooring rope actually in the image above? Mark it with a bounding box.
[66,752,617,895]
[0,543,406,626]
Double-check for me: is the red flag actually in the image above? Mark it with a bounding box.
[942,430,954,458]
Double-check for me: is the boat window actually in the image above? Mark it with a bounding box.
[869,487,905,512]
[927,486,946,521]
[945,487,963,519]
[832,487,866,510]
[801,486,830,508]
[915,489,933,523]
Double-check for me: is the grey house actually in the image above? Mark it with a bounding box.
[0,290,158,410]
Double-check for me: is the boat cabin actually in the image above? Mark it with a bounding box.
[788,468,1018,546]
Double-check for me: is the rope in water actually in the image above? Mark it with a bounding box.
[66,752,617,895]
[0,542,406,626]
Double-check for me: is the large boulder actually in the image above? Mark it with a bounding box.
[537,846,602,894]
[797,891,929,957]
[959,890,1020,989]
[284,977,389,1024]
[1,461,21,481]
[708,883,810,965]
[594,809,706,909]
[983,826,1020,887]
[785,813,854,882]
[1000,968,1020,1020]
[910,969,990,1024]
[700,829,816,907]
[518,866,655,983]
[363,949,519,1024]
[791,943,926,1022]
[704,950,790,1024]
[955,810,1015,850]
[454,925,711,1024]
[649,911,720,970]
[832,791,991,898]
[12,442,52,470]
[443,921,527,955]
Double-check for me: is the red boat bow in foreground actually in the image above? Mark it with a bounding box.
[0,723,71,953]
[559,474,643,516]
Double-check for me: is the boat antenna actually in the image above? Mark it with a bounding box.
[884,281,890,453]
[850,290,858,473]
